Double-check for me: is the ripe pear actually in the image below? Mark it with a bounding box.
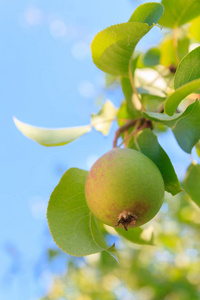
[85,148,165,230]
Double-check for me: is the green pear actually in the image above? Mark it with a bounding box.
[85,148,165,230]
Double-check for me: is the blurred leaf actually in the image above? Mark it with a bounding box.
[121,77,142,118]
[137,86,166,98]
[104,74,120,88]
[91,100,118,135]
[115,226,155,245]
[130,129,182,195]
[99,251,118,273]
[143,47,161,66]
[145,100,200,153]
[117,101,132,127]
[13,117,91,147]
[135,68,167,91]
[160,35,189,66]
[142,94,165,112]
[183,163,200,207]
[47,168,117,260]
[159,0,200,28]
[47,249,60,261]
[91,2,163,76]
[196,141,200,157]
[138,85,166,113]
[189,16,200,41]
[165,46,200,115]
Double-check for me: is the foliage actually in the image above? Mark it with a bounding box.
[14,1,200,261]
[41,191,200,300]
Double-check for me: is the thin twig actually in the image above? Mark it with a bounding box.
[113,118,153,148]
[119,119,153,148]
[113,119,142,148]
[118,119,141,147]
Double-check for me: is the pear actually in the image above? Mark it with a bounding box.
[85,148,164,230]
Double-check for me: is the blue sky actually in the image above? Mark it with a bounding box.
[0,0,194,299]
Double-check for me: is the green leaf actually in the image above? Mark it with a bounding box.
[189,16,200,41]
[130,129,182,195]
[145,100,200,153]
[165,46,200,116]
[144,100,200,153]
[164,79,200,116]
[171,103,200,153]
[115,226,155,246]
[143,47,161,66]
[47,168,117,259]
[160,36,189,67]
[174,46,200,89]
[159,0,200,28]
[121,77,142,118]
[129,2,164,24]
[183,163,200,207]
[91,100,118,136]
[91,2,163,76]
[13,117,91,147]
[137,85,166,113]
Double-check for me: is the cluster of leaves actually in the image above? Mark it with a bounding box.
[41,192,200,300]
[14,0,200,260]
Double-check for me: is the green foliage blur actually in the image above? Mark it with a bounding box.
[41,191,200,300]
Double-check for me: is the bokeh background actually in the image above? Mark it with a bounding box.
[1,0,200,299]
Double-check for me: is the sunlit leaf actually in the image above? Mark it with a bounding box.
[115,226,155,246]
[165,46,200,115]
[130,129,182,195]
[47,168,117,260]
[160,35,189,66]
[91,100,118,135]
[189,16,200,41]
[145,100,200,153]
[159,0,200,28]
[91,2,163,76]
[13,117,91,147]
[183,163,200,207]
